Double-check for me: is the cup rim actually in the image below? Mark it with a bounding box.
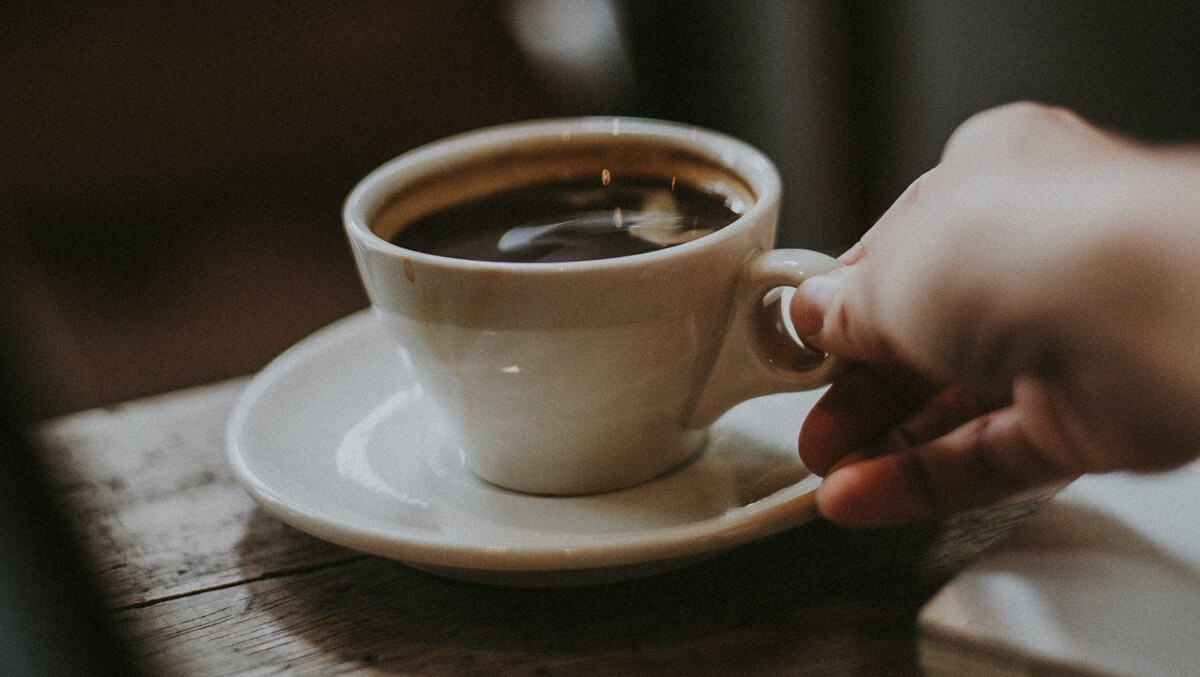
[342,116,782,273]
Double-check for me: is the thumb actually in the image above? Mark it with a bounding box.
[790,265,895,363]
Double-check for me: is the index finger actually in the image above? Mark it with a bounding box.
[815,406,1079,528]
[799,362,941,476]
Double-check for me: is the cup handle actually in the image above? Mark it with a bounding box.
[687,249,844,428]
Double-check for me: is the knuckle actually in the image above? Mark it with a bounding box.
[834,300,853,345]
[894,171,930,209]
[895,451,942,517]
[943,101,1079,162]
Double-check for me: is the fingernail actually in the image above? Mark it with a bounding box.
[813,468,848,521]
[791,274,836,336]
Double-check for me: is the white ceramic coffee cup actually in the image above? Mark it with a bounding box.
[344,118,841,495]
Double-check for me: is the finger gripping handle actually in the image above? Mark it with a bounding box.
[687,249,843,428]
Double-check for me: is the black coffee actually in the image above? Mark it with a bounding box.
[387,174,744,263]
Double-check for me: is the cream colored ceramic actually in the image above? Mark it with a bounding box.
[343,117,839,495]
[226,312,825,586]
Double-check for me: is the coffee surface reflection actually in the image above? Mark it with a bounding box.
[388,175,744,263]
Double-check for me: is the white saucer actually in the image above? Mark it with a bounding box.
[227,311,825,586]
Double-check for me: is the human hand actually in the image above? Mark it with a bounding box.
[790,102,1200,527]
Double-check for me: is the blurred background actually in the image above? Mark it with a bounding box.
[4,0,1200,419]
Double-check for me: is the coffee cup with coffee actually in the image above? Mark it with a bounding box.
[344,118,840,495]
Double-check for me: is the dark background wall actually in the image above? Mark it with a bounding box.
[623,0,1200,248]
[4,0,1200,417]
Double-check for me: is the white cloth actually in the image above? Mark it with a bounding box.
[919,460,1200,676]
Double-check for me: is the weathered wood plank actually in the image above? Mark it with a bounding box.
[113,497,1047,676]
[37,379,356,609]
[117,531,933,676]
[39,378,1051,674]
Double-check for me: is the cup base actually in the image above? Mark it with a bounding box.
[467,429,710,496]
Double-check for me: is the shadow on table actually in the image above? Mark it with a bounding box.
[235,493,1047,675]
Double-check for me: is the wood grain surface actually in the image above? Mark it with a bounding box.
[37,378,1049,675]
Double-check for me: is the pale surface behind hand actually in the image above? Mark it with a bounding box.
[919,460,1200,676]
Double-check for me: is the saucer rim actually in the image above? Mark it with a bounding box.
[226,310,821,573]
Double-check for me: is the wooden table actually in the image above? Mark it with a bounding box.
[37,378,1053,675]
